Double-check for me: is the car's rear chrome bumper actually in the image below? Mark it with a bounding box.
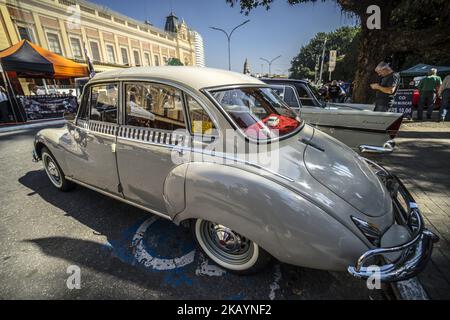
[348,158,439,283]
[359,140,395,154]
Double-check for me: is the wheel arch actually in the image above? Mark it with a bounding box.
[34,128,70,175]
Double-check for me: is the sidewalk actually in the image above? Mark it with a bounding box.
[375,121,450,300]
[0,118,65,134]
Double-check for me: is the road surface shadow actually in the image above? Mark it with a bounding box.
[18,169,384,300]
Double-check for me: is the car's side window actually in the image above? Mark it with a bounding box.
[89,83,118,123]
[185,95,217,135]
[125,82,186,131]
[296,85,315,107]
[77,88,90,122]
[283,86,301,109]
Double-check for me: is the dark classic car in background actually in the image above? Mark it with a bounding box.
[263,78,404,154]
[32,67,437,281]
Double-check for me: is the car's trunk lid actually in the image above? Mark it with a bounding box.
[303,128,392,217]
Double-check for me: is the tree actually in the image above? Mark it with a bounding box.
[289,26,360,82]
[167,58,184,66]
[226,0,450,103]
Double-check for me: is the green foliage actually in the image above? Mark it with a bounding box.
[226,0,325,14]
[167,58,184,66]
[391,0,450,30]
[289,26,360,81]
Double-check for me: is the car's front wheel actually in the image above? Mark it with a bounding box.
[41,147,74,191]
[192,219,271,274]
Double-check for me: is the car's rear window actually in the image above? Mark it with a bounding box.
[209,87,301,140]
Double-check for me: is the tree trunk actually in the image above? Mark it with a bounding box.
[351,0,395,103]
[352,28,392,103]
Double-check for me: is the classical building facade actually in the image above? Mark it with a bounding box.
[0,0,203,92]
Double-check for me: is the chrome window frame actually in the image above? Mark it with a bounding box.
[87,82,121,125]
[122,80,188,133]
[202,84,304,145]
[269,84,302,109]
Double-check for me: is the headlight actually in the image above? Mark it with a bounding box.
[351,216,382,247]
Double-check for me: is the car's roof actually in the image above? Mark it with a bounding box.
[261,78,308,84]
[91,66,264,90]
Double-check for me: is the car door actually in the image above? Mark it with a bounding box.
[65,82,121,195]
[116,81,193,215]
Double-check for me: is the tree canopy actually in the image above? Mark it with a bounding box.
[289,26,360,82]
[226,0,450,102]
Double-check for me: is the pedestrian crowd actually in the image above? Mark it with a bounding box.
[367,61,449,121]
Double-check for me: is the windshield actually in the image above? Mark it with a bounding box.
[209,87,301,140]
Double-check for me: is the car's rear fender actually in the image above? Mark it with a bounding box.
[174,162,369,271]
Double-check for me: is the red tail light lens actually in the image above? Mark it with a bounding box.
[387,116,403,139]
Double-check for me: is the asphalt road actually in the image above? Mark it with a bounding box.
[0,125,385,300]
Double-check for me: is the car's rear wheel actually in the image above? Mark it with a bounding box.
[192,219,271,274]
[41,147,74,191]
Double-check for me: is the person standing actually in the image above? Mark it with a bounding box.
[328,80,345,103]
[439,74,450,122]
[370,61,400,112]
[417,68,442,120]
[0,85,10,123]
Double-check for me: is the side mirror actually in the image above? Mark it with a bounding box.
[64,111,76,122]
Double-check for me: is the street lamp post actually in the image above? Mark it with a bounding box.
[210,20,250,71]
[259,55,281,76]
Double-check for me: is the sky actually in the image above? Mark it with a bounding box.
[89,0,357,74]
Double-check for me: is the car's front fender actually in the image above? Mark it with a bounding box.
[34,127,70,174]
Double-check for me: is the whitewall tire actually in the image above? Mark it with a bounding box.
[192,219,271,274]
[41,147,74,192]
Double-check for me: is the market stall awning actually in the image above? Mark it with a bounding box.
[400,63,450,77]
[0,40,88,78]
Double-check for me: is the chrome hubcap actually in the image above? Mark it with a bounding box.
[199,220,254,265]
[47,161,59,179]
[210,224,249,254]
[44,154,61,186]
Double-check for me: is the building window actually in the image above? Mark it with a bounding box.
[144,52,151,66]
[46,32,63,55]
[69,37,83,59]
[17,25,34,42]
[106,44,116,64]
[154,55,160,66]
[89,41,101,62]
[133,50,141,66]
[162,56,168,65]
[121,47,129,65]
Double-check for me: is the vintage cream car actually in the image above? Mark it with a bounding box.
[33,67,437,280]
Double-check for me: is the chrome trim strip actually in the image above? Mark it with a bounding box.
[65,176,172,220]
[116,136,295,183]
[359,140,395,154]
